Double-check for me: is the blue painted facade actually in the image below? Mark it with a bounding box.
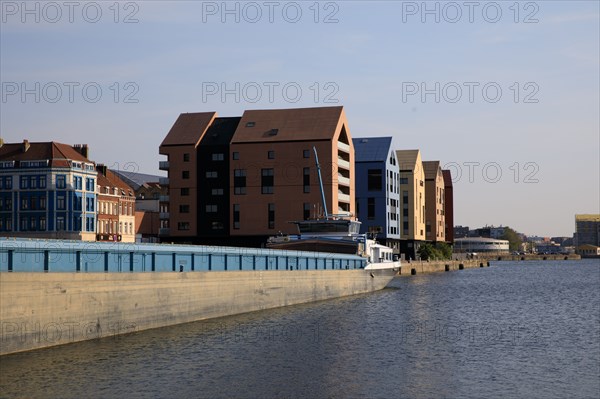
[352,137,400,251]
[0,143,97,241]
[0,238,366,273]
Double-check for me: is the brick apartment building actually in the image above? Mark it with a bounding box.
[159,106,355,245]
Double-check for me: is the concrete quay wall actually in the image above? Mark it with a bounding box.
[0,269,393,355]
[398,259,487,276]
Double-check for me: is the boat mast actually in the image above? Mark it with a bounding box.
[312,146,329,218]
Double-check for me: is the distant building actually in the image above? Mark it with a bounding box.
[396,149,426,259]
[442,169,454,244]
[95,165,136,243]
[111,170,166,242]
[0,140,97,241]
[454,225,469,239]
[454,237,509,253]
[423,161,445,243]
[576,244,600,258]
[353,137,400,251]
[574,214,600,247]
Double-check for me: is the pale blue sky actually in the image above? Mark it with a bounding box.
[1,1,598,237]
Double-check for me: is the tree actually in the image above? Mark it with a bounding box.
[501,227,523,251]
[418,242,453,261]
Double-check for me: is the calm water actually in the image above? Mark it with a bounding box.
[1,260,599,399]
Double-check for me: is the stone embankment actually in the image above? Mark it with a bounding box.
[398,254,581,276]
[399,259,488,276]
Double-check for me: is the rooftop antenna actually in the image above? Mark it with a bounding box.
[313,146,329,219]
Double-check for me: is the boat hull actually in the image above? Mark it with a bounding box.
[0,268,396,355]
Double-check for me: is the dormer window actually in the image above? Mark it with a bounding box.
[246,122,255,127]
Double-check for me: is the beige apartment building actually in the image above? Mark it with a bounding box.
[423,160,446,243]
[396,149,426,259]
[95,166,136,243]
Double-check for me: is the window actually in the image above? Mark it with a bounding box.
[4,176,12,189]
[233,204,240,229]
[57,195,65,210]
[268,150,275,159]
[30,178,37,189]
[403,208,409,217]
[211,222,224,230]
[205,171,217,178]
[234,169,246,195]
[232,152,239,160]
[182,171,190,179]
[179,205,190,213]
[304,203,311,220]
[178,222,189,230]
[400,177,408,185]
[368,169,382,191]
[367,198,375,220]
[245,122,255,127]
[20,217,28,231]
[268,203,275,229]
[56,216,65,231]
[261,169,274,194]
[20,198,29,210]
[85,178,94,192]
[183,153,190,162]
[73,176,82,190]
[206,205,217,213]
[39,176,46,188]
[181,188,190,196]
[303,168,310,193]
[5,198,12,211]
[303,149,310,159]
[20,176,28,189]
[212,153,224,161]
[212,188,224,196]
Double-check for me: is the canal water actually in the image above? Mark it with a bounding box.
[1,260,599,399]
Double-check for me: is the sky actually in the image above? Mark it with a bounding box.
[1,0,598,237]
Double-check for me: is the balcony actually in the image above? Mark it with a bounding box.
[337,158,350,171]
[337,141,351,154]
[337,192,350,203]
[159,228,170,236]
[159,195,169,202]
[159,177,169,186]
[159,212,170,219]
[159,161,170,171]
[337,174,350,187]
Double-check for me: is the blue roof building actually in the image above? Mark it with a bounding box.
[353,137,400,251]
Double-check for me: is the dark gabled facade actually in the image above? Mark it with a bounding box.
[197,117,241,238]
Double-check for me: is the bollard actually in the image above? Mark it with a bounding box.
[458,264,464,270]
[411,268,416,275]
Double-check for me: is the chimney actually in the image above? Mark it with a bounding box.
[96,163,108,176]
[22,139,30,152]
[73,144,89,159]
[0,138,4,148]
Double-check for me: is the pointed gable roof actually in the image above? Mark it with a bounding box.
[352,137,393,163]
[160,112,217,148]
